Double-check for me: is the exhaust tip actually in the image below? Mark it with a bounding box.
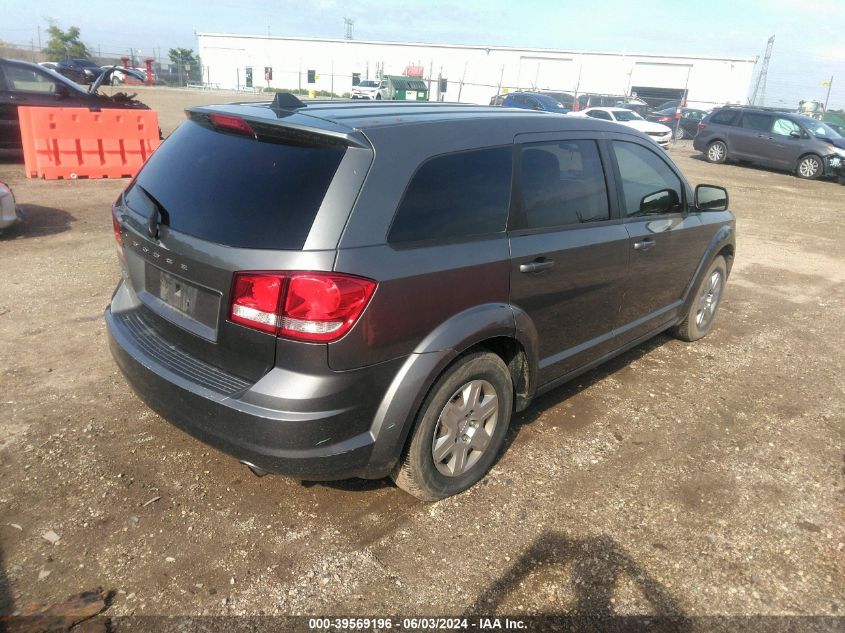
[239,460,269,477]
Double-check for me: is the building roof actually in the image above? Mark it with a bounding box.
[196,32,757,64]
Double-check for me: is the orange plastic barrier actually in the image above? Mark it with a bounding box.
[18,106,160,180]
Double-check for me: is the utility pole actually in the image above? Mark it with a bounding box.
[496,64,504,97]
[37,25,41,51]
[344,18,354,40]
[749,35,774,106]
[674,66,691,142]
[822,76,834,119]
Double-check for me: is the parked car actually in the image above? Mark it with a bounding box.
[0,180,23,231]
[693,106,845,179]
[574,93,647,114]
[570,107,673,148]
[826,122,845,136]
[539,91,575,110]
[0,58,150,152]
[106,99,734,500]
[56,58,104,84]
[351,79,388,100]
[647,107,708,140]
[38,61,58,71]
[491,91,569,113]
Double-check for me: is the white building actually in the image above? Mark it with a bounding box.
[196,33,757,108]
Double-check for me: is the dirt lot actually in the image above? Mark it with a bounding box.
[0,87,843,626]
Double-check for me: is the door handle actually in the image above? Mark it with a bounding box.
[519,258,555,273]
[633,238,656,251]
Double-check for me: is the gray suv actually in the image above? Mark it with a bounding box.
[106,98,735,500]
[694,106,845,179]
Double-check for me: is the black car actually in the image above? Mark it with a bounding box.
[56,58,104,84]
[0,58,150,152]
[106,97,735,500]
[647,107,708,140]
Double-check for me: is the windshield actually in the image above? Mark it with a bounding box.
[359,81,379,88]
[798,117,842,139]
[613,110,643,122]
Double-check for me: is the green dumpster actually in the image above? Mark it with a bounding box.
[386,76,429,101]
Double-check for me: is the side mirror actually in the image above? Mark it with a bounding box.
[639,189,680,215]
[789,131,801,139]
[695,184,729,211]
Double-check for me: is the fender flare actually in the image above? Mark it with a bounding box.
[364,303,538,477]
[680,223,734,316]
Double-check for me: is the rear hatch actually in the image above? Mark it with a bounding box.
[114,108,368,382]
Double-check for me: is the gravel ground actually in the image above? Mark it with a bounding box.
[0,88,842,625]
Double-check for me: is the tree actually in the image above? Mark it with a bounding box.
[168,48,200,84]
[44,26,90,61]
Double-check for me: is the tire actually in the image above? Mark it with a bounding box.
[375,93,382,100]
[392,351,513,501]
[672,255,727,342]
[796,154,823,180]
[705,140,727,164]
[675,126,686,141]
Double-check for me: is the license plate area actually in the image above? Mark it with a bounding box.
[144,263,221,340]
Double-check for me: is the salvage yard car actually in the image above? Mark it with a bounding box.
[351,79,388,100]
[0,180,22,231]
[0,58,150,153]
[106,98,735,500]
[694,105,845,179]
[569,107,674,148]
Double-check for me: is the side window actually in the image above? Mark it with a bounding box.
[388,147,512,244]
[2,65,58,93]
[587,110,611,121]
[612,141,683,217]
[771,117,801,137]
[710,109,739,126]
[741,113,773,132]
[519,140,610,229]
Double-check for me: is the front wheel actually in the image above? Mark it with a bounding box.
[392,352,513,501]
[672,256,727,342]
[706,140,727,163]
[796,154,822,179]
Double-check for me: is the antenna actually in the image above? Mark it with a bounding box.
[749,35,774,106]
[344,18,354,40]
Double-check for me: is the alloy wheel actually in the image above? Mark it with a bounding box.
[798,157,820,178]
[431,379,499,477]
[696,270,723,329]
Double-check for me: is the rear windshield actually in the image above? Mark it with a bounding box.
[125,120,346,250]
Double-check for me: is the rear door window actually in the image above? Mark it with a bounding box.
[587,110,612,121]
[709,109,740,126]
[388,147,512,244]
[518,140,610,229]
[124,120,346,250]
[741,113,774,132]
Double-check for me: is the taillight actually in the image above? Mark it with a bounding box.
[112,205,125,261]
[658,116,671,122]
[698,123,706,131]
[229,272,376,342]
[208,113,256,138]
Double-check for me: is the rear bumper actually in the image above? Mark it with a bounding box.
[106,304,404,480]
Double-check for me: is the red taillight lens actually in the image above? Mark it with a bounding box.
[208,113,256,137]
[658,116,671,122]
[698,123,706,131]
[229,272,376,342]
[112,206,125,261]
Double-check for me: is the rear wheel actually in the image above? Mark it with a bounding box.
[674,126,686,140]
[706,140,727,163]
[672,256,727,342]
[796,154,822,179]
[392,352,513,501]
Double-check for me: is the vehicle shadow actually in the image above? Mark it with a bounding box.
[310,334,671,496]
[0,204,75,239]
[466,530,689,631]
[688,153,842,182]
[504,333,670,449]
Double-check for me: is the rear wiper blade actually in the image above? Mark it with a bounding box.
[134,183,170,237]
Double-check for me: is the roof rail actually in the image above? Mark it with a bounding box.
[723,104,794,112]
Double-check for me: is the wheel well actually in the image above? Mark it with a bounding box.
[468,337,531,412]
[717,244,735,278]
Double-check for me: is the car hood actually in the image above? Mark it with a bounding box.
[826,136,845,150]
[619,120,673,134]
[90,66,146,94]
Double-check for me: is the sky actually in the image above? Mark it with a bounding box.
[2,0,843,109]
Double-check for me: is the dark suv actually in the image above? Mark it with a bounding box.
[694,106,845,179]
[106,99,735,500]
